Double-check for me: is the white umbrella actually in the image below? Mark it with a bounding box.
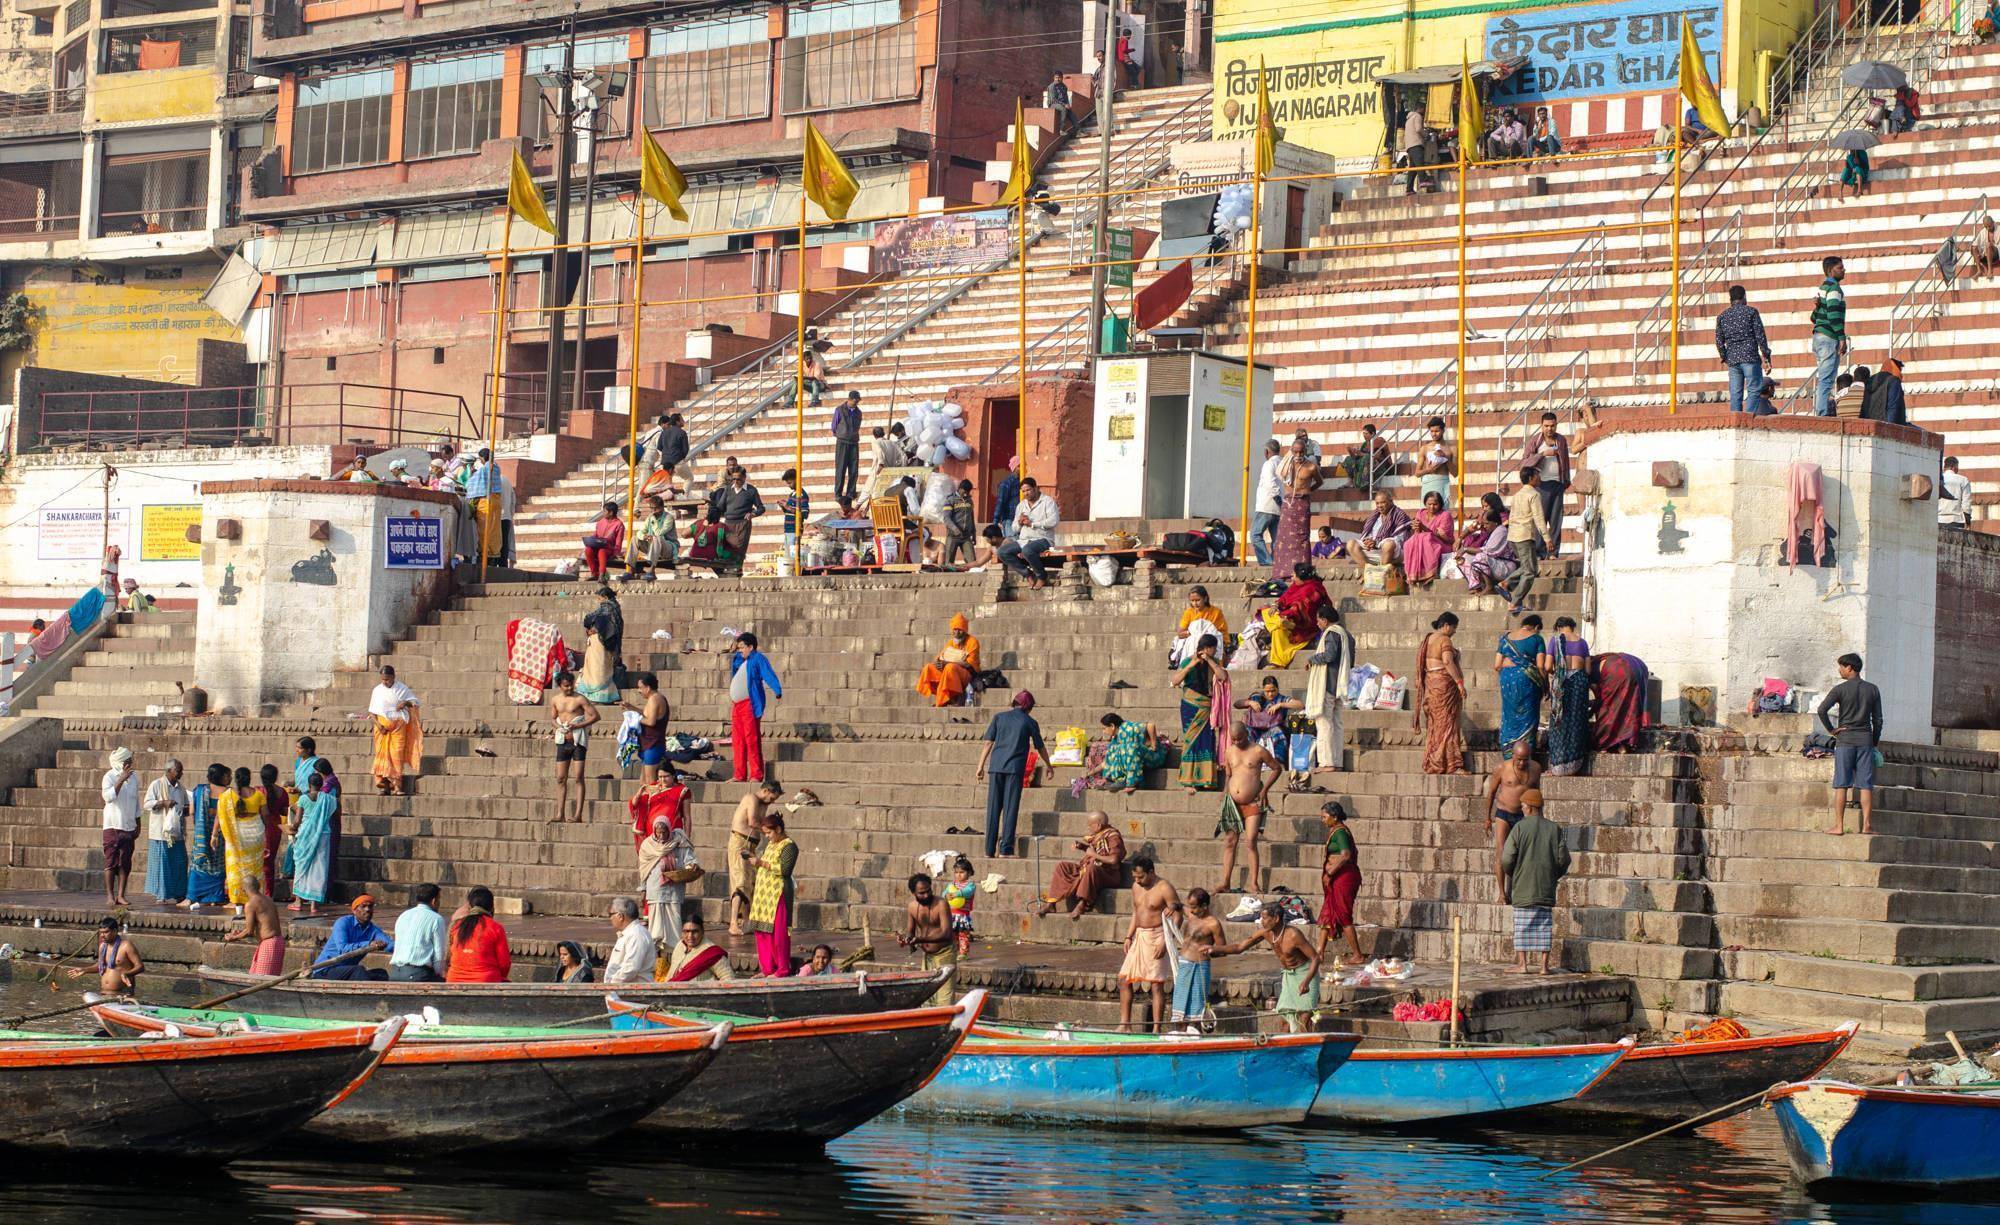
[1829,129,1881,151]
[1841,60,1908,90]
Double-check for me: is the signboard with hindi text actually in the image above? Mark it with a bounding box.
[37,507,129,561]
[1484,0,1722,107]
[1107,229,1135,288]
[383,513,447,570]
[1213,45,1393,163]
[140,504,202,561]
[872,210,1013,274]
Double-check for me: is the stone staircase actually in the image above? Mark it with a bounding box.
[9,609,196,720]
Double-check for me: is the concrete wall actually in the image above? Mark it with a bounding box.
[193,480,460,713]
[1588,414,1940,742]
[0,445,340,590]
[1936,528,2000,730]
[947,375,1094,526]
[9,260,237,388]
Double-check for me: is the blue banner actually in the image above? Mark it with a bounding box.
[1484,0,1722,107]
[384,514,446,570]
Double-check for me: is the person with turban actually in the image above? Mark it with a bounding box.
[915,612,982,708]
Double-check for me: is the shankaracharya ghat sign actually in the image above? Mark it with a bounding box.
[1211,0,1806,164]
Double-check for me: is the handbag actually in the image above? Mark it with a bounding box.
[582,534,610,550]
[1287,733,1317,773]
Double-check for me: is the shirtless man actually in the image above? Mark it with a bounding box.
[547,671,601,825]
[1482,738,1545,894]
[223,882,286,976]
[727,781,780,935]
[1118,855,1182,1033]
[89,916,143,995]
[1219,903,1324,1033]
[1215,724,1280,897]
[897,872,957,1005]
[1170,887,1226,1032]
[621,673,671,784]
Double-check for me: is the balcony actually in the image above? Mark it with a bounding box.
[0,159,84,244]
[0,86,86,123]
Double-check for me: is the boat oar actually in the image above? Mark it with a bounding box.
[191,946,374,1011]
[1537,1084,1785,1178]
[1,992,136,1029]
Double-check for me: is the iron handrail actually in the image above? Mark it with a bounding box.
[1499,231,1607,388]
[1498,348,1591,491]
[1889,191,1988,354]
[1629,207,1743,382]
[1064,85,1216,269]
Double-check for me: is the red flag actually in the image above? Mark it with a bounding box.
[1133,259,1194,332]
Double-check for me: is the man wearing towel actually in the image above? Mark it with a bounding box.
[1500,788,1571,975]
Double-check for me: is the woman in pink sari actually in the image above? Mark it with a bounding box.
[1401,491,1456,584]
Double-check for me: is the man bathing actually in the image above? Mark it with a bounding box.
[1215,724,1279,897]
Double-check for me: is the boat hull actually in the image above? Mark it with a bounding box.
[608,990,984,1141]
[1771,1080,2000,1188]
[1548,1026,1857,1123]
[0,1023,395,1158]
[1311,1040,1633,1124]
[910,1028,1359,1129]
[193,964,952,1026]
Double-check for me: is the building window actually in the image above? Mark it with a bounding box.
[292,67,392,174]
[0,157,84,239]
[102,21,218,72]
[781,0,915,114]
[103,0,215,17]
[401,258,487,283]
[523,34,631,142]
[405,50,504,160]
[646,10,768,129]
[98,150,209,234]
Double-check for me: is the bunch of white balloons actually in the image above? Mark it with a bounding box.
[903,400,973,465]
[1212,182,1256,240]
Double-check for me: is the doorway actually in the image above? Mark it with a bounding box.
[983,395,1021,516]
[1143,394,1187,517]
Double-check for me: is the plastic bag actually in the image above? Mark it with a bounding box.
[1376,673,1409,710]
[1087,555,1120,587]
[1344,663,1381,706]
[1050,726,1091,766]
[1286,733,1316,772]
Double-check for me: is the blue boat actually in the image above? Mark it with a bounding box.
[1769,1079,2000,1188]
[909,1022,1361,1130]
[1310,1037,1636,1124]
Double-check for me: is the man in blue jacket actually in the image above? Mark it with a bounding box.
[991,456,1021,539]
[729,631,782,783]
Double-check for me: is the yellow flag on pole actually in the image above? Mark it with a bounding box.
[506,152,556,235]
[1253,56,1277,176]
[1678,16,1729,137]
[1458,54,1483,159]
[996,98,1033,207]
[639,130,689,222]
[802,119,859,221]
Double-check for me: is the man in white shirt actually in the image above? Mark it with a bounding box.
[100,746,139,908]
[142,759,188,905]
[1940,456,1974,527]
[366,665,421,796]
[997,476,1060,589]
[1251,439,1283,567]
[604,896,657,984]
[389,882,450,981]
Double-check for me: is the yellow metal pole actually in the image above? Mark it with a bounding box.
[481,208,514,581]
[793,192,808,574]
[1016,181,1030,483]
[625,200,647,558]
[1669,119,1683,414]
[1237,163,1263,565]
[1455,121,1469,526]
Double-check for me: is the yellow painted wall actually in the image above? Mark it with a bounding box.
[19,262,235,383]
[1213,0,1810,161]
[89,66,217,124]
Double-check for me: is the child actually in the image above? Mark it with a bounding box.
[795,943,836,976]
[944,856,977,956]
[1172,888,1226,1033]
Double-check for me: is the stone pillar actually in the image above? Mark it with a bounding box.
[1586,414,1939,742]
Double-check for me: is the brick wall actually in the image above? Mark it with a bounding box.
[1936,527,2000,729]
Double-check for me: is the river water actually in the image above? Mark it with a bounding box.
[1,974,1995,1223]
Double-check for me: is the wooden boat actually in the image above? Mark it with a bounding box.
[907,1019,1362,1129]
[193,963,954,1026]
[1543,1024,1858,1123]
[604,988,985,1141]
[93,1002,730,1154]
[1311,1037,1635,1124]
[1768,1079,2000,1188]
[0,1017,401,1158]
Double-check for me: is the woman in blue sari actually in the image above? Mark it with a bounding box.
[288,772,337,917]
[184,762,229,908]
[1494,614,1550,755]
[1174,636,1228,792]
[1545,616,1593,776]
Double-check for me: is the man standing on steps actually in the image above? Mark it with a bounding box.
[1503,466,1552,617]
[728,780,779,935]
[99,746,139,908]
[896,872,956,1005]
[1117,854,1182,1033]
[1810,255,1849,417]
[830,390,862,505]
[1215,901,1324,1031]
[1818,652,1884,836]
[1715,284,1772,414]
[707,466,764,577]
[728,632,781,784]
[1519,411,1570,555]
[975,691,1047,858]
[1215,723,1278,899]
[1482,737,1544,897]
[1500,788,1569,975]
[547,670,600,824]
[1251,439,1283,568]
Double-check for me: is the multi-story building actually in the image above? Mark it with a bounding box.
[243,0,1078,424]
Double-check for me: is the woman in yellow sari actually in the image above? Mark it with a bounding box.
[915,613,981,708]
[216,766,266,912]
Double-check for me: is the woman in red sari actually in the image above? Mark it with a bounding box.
[1261,563,1331,668]
[1590,653,1651,752]
[1318,801,1364,966]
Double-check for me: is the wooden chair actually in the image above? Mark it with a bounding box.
[869,496,920,571]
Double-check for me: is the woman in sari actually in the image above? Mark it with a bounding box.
[288,771,336,916]
[746,812,799,976]
[1458,510,1519,595]
[1495,614,1550,754]
[576,587,624,703]
[1591,652,1652,753]
[1174,636,1229,791]
[216,766,266,914]
[915,613,981,707]
[1402,491,1456,585]
[1270,433,1321,579]
[367,665,422,796]
[1413,612,1467,774]
[1094,713,1169,793]
[1545,617,1593,776]
[184,763,228,909]
[1171,586,1229,666]
[1261,563,1331,668]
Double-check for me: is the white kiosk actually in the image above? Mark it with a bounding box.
[1088,350,1274,520]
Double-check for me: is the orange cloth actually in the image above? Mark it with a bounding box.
[371,710,423,785]
[446,915,513,982]
[137,38,182,70]
[915,634,981,707]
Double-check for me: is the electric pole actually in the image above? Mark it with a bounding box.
[1086,0,1119,357]
[541,9,578,435]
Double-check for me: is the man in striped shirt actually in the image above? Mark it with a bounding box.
[1810,256,1848,416]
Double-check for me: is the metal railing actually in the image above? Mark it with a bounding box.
[1630,207,1743,381]
[0,85,84,120]
[1341,359,1457,500]
[99,205,208,236]
[1888,192,1988,354]
[28,382,479,451]
[1499,349,1591,490]
[1499,231,1607,389]
[0,211,79,240]
[1063,85,1216,270]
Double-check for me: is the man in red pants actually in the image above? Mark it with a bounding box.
[728,631,782,782]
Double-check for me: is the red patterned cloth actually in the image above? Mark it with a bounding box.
[505,618,565,704]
